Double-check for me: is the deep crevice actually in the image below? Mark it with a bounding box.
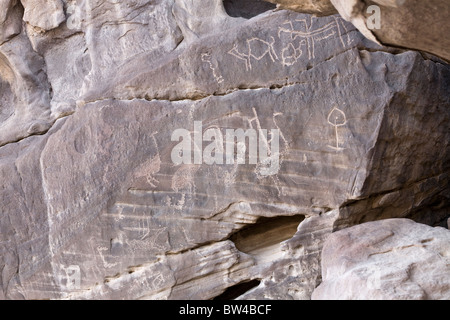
[213,279,261,300]
[230,215,305,257]
[223,0,276,19]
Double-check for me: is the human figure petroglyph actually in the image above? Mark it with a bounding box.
[278,18,338,60]
[227,16,353,71]
[246,108,287,198]
[327,106,347,151]
[273,112,290,149]
[279,16,352,59]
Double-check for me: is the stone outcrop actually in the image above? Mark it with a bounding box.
[312,219,450,300]
[0,0,448,300]
[263,0,337,15]
[268,0,450,62]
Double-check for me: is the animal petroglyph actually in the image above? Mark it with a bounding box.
[125,225,167,252]
[228,17,352,70]
[247,108,288,197]
[228,36,279,71]
[133,132,161,188]
[281,40,307,66]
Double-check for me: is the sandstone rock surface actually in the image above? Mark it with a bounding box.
[268,0,450,62]
[312,219,450,300]
[264,0,337,15]
[0,0,448,300]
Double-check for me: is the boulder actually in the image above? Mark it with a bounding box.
[312,219,450,300]
[267,0,450,62]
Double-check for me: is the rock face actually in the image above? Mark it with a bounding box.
[312,219,450,300]
[263,0,337,15]
[269,0,450,62]
[0,0,449,300]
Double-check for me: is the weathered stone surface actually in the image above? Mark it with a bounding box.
[370,0,450,62]
[263,0,337,15]
[335,172,450,230]
[21,0,65,30]
[268,0,450,62]
[332,0,450,62]
[0,0,449,300]
[0,0,23,45]
[0,32,53,147]
[174,0,243,44]
[0,0,57,148]
[312,219,450,300]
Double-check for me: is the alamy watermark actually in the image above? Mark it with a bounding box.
[59,265,81,291]
[171,121,280,176]
[366,5,381,30]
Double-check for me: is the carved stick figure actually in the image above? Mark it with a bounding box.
[327,107,347,151]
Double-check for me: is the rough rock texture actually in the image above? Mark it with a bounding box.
[224,0,278,19]
[264,0,337,15]
[21,0,65,31]
[312,219,450,300]
[268,0,450,62]
[0,0,57,148]
[0,0,449,300]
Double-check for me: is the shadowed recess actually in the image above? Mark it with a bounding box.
[223,0,277,19]
[214,279,262,300]
[230,215,305,258]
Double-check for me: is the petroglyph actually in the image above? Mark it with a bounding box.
[97,247,119,269]
[181,226,196,244]
[245,108,288,198]
[150,273,165,290]
[125,226,167,252]
[112,204,125,222]
[333,16,353,48]
[278,18,337,60]
[228,36,279,71]
[247,108,283,178]
[327,107,347,151]
[228,16,352,69]
[174,193,186,211]
[133,132,161,188]
[172,165,199,193]
[281,40,307,66]
[202,53,224,84]
[133,157,160,188]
